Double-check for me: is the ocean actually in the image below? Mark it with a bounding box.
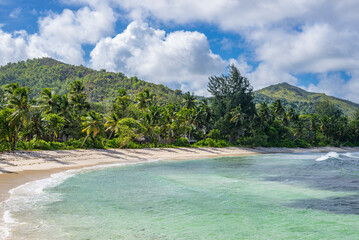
[2,152,359,239]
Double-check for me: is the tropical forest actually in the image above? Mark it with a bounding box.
[1,58,359,152]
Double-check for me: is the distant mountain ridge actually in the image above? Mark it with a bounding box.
[254,82,359,117]
[0,58,182,105]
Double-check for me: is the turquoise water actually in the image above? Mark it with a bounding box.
[4,152,359,239]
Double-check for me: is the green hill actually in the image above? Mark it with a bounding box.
[0,58,182,105]
[254,82,359,116]
[1,59,358,117]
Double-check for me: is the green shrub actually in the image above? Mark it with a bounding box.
[0,141,12,152]
[279,139,296,148]
[251,135,269,147]
[32,140,52,150]
[106,138,122,148]
[341,141,355,147]
[173,137,190,147]
[294,139,310,148]
[207,129,221,140]
[65,138,82,148]
[193,138,230,147]
[125,141,142,149]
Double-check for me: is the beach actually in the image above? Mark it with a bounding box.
[0,146,358,203]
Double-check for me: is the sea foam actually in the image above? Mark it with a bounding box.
[315,152,340,161]
[343,152,359,159]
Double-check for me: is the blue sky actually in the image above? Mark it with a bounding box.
[1,0,359,101]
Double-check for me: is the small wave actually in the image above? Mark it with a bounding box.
[316,152,340,162]
[343,152,359,159]
[0,159,160,239]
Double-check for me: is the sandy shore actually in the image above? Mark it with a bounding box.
[1,146,359,202]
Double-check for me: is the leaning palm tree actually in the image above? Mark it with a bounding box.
[6,86,32,150]
[81,110,103,148]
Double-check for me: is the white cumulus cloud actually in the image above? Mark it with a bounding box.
[90,21,226,95]
[0,5,116,65]
[0,30,28,65]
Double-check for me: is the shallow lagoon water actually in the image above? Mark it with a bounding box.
[5,152,359,239]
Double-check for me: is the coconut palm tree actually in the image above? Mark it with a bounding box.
[182,92,196,109]
[6,86,32,150]
[39,88,59,113]
[28,108,46,141]
[135,89,153,111]
[81,110,103,148]
[177,108,196,144]
[68,80,90,114]
[104,113,120,145]
[159,105,177,143]
[230,106,242,126]
[272,99,285,120]
[141,106,161,142]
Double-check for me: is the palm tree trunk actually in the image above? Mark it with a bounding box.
[105,130,115,146]
[81,135,89,148]
[14,118,24,150]
[188,129,191,145]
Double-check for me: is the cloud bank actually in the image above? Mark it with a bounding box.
[1,0,359,100]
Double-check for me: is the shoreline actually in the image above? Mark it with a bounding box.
[1,146,359,203]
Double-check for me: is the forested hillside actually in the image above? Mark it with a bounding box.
[2,58,357,117]
[254,82,359,117]
[0,58,182,105]
[1,64,359,152]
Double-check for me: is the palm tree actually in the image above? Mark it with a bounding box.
[141,106,161,142]
[272,99,285,120]
[39,88,59,113]
[286,107,298,122]
[28,108,46,141]
[177,108,196,144]
[230,106,248,140]
[113,88,131,118]
[258,102,271,122]
[6,86,32,150]
[3,83,19,98]
[135,89,153,111]
[182,92,196,109]
[68,80,90,114]
[58,94,72,121]
[104,113,120,145]
[159,105,177,143]
[230,106,242,126]
[81,110,103,148]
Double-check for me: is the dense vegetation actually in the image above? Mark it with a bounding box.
[2,57,356,116]
[1,64,359,152]
[254,82,359,117]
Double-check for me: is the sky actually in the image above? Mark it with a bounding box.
[0,0,359,101]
